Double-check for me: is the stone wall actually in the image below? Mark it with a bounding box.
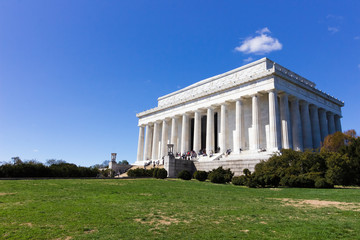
[164,155,263,177]
[194,159,260,176]
[164,156,196,178]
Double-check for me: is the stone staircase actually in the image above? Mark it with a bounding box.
[117,164,164,178]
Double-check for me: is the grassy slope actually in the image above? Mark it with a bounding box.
[0,179,359,240]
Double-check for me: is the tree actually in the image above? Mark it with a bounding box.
[46,159,66,166]
[11,157,22,165]
[321,132,347,152]
[119,160,129,165]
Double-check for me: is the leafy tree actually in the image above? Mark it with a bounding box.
[119,160,129,165]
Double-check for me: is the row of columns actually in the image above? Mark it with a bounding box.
[137,90,342,162]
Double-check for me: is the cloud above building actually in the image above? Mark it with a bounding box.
[328,26,339,34]
[235,27,282,55]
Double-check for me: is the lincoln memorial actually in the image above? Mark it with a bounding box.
[134,58,344,173]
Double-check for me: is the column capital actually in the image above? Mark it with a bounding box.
[220,102,230,106]
[309,104,318,110]
[278,92,289,98]
[327,111,334,117]
[266,88,277,94]
[299,100,309,106]
[234,96,245,101]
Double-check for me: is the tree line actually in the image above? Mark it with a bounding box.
[0,158,99,178]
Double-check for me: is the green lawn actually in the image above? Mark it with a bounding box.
[0,179,359,240]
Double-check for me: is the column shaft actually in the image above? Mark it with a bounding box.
[136,126,145,162]
[206,107,214,153]
[193,111,201,153]
[161,120,168,158]
[151,122,159,159]
[234,99,243,153]
[143,125,153,160]
[290,98,303,151]
[319,109,328,142]
[181,114,189,154]
[171,117,178,153]
[251,95,260,150]
[268,90,281,150]
[309,105,321,149]
[301,101,313,149]
[220,104,227,153]
[280,94,292,149]
[334,115,342,133]
[327,112,336,135]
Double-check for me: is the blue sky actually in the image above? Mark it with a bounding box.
[0,0,359,166]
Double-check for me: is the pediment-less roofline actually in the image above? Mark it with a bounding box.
[136,58,343,118]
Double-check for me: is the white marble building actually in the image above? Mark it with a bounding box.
[134,58,344,168]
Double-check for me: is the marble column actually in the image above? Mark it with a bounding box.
[143,124,153,160]
[161,120,168,158]
[136,125,145,162]
[290,98,303,151]
[309,105,321,149]
[300,101,313,149]
[193,111,201,153]
[171,117,178,153]
[234,98,244,154]
[280,93,292,149]
[181,113,189,154]
[334,115,342,133]
[206,107,214,153]
[318,108,328,142]
[251,95,260,150]
[220,103,227,153]
[151,122,159,160]
[327,112,336,135]
[268,90,281,150]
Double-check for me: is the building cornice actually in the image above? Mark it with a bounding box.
[136,58,344,118]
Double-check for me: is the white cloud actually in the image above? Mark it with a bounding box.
[358,64,360,70]
[33,149,39,153]
[235,28,282,55]
[256,27,271,34]
[328,27,339,34]
[354,36,360,40]
[243,57,254,63]
[326,14,343,20]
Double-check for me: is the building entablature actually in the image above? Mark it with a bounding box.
[136,58,343,119]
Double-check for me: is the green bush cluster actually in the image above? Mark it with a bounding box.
[193,171,208,181]
[235,136,360,188]
[155,168,167,179]
[208,167,234,184]
[127,168,154,178]
[177,170,192,180]
[0,162,99,178]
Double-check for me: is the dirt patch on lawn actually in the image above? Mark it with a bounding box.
[0,192,16,196]
[273,198,360,211]
[20,222,33,227]
[134,211,189,231]
[84,228,98,234]
[139,193,152,196]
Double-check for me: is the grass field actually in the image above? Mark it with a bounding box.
[0,179,359,240]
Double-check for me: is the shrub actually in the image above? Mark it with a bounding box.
[208,171,225,184]
[156,168,168,179]
[208,167,234,184]
[127,168,154,178]
[153,168,159,178]
[315,178,334,188]
[193,171,208,181]
[232,176,247,186]
[177,170,192,180]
